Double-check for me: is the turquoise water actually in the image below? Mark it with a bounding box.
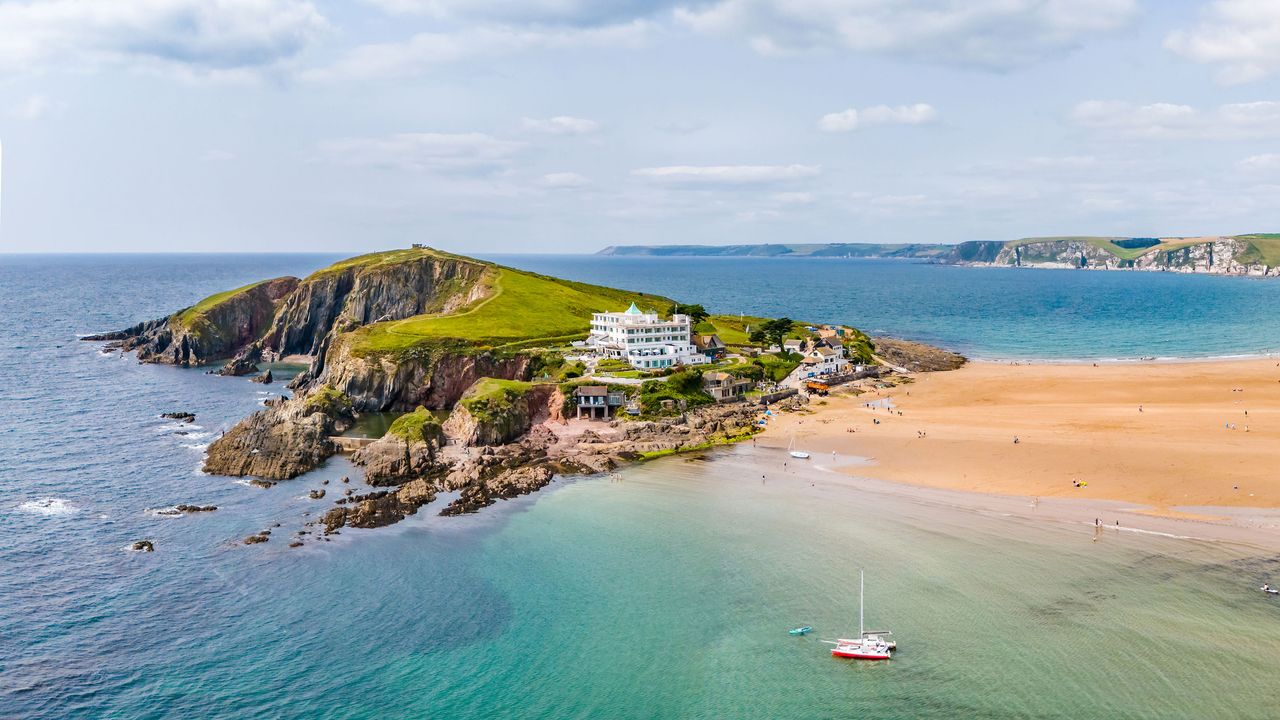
[4,254,1280,718]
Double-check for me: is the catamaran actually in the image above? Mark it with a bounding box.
[787,435,810,459]
[827,570,893,660]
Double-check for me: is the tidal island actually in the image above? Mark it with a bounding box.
[87,246,955,542]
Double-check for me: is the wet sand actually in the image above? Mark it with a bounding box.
[760,359,1280,529]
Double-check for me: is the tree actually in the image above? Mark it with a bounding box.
[761,317,794,348]
[668,302,709,325]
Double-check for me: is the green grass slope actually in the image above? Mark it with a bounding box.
[345,265,671,357]
[1234,235,1280,266]
[175,279,273,328]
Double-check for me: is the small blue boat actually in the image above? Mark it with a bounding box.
[788,626,813,636]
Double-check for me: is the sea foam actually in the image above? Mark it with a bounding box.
[18,498,80,516]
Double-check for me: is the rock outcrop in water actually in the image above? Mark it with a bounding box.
[872,337,967,372]
[203,388,354,481]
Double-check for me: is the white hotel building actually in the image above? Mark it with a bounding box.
[586,303,709,370]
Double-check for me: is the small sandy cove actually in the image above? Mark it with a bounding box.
[761,359,1280,514]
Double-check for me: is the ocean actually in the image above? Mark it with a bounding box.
[3,253,1280,719]
[486,254,1280,361]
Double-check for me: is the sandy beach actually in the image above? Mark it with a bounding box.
[761,359,1280,517]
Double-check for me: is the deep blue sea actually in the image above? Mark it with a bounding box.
[486,255,1280,360]
[4,253,1280,719]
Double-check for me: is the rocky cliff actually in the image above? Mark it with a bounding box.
[442,380,554,446]
[86,277,298,366]
[1129,238,1273,275]
[203,387,354,480]
[942,236,1279,276]
[247,252,491,369]
[318,339,534,412]
[352,408,447,486]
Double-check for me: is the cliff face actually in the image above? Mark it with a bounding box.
[1130,238,1273,275]
[945,237,1277,276]
[442,381,554,446]
[255,255,490,363]
[90,277,298,367]
[203,388,354,480]
[318,341,534,412]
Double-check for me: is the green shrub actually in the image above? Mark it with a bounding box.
[595,358,633,372]
[387,407,444,444]
[304,385,353,417]
[639,369,714,415]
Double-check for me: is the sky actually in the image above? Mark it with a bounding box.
[1,0,1279,254]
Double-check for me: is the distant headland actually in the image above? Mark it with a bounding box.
[598,234,1280,277]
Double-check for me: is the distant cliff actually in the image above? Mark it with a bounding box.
[940,235,1280,276]
[598,235,1280,277]
[597,243,954,258]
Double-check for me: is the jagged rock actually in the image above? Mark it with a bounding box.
[286,370,311,391]
[249,479,273,489]
[443,382,553,446]
[351,415,446,486]
[251,369,274,384]
[131,540,154,552]
[289,541,304,548]
[88,277,299,368]
[161,412,196,423]
[321,477,442,534]
[243,533,269,545]
[872,337,967,372]
[175,504,217,513]
[441,465,555,516]
[219,353,260,377]
[203,389,353,480]
[309,489,325,499]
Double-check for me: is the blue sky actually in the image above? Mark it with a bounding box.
[1,0,1279,254]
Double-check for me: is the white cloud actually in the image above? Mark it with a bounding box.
[10,95,53,120]
[306,21,650,80]
[1072,100,1280,139]
[676,0,1137,70]
[319,132,523,173]
[364,0,693,26]
[541,172,590,187]
[1166,0,1280,85]
[522,116,599,135]
[819,103,936,132]
[818,109,859,132]
[1238,154,1280,171]
[0,0,326,76]
[632,164,820,183]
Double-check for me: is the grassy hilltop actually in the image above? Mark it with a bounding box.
[340,258,671,356]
